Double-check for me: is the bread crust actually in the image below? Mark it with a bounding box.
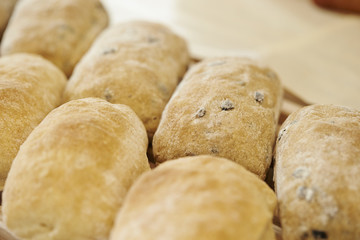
[0,53,66,189]
[110,155,277,240]
[63,21,190,138]
[274,104,360,240]
[152,57,283,179]
[3,98,150,240]
[0,0,109,77]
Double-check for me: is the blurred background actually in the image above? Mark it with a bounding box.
[102,0,360,108]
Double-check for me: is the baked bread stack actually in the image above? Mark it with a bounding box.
[153,57,283,179]
[0,53,66,190]
[1,1,358,238]
[1,0,109,77]
[2,98,150,240]
[274,104,360,240]
[64,21,190,138]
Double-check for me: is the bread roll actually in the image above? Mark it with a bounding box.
[274,104,360,240]
[0,0,17,39]
[0,53,66,190]
[152,57,283,179]
[3,98,150,240]
[0,0,109,77]
[64,21,190,138]
[110,155,277,240]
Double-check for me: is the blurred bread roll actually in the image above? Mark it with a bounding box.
[64,21,190,138]
[1,0,109,76]
[3,98,150,240]
[153,57,283,179]
[110,155,277,240]
[0,53,66,189]
[275,104,360,240]
[0,0,17,38]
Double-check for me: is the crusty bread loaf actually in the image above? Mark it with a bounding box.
[152,57,283,179]
[0,0,17,39]
[0,53,66,190]
[3,98,150,240]
[63,21,190,138]
[0,0,109,77]
[110,155,277,240]
[274,104,360,240]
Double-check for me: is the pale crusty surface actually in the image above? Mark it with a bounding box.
[110,155,277,240]
[3,98,150,240]
[0,0,17,38]
[274,104,360,240]
[0,53,66,190]
[0,0,109,77]
[64,21,190,138]
[152,57,283,179]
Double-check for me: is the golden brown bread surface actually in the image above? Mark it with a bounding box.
[274,104,360,240]
[152,57,283,179]
[0,53,66,190]
[0,0,109,77]
[3,98,150,240]
[63,21,190,138]
[0,0,17,38]
[110,155,277,240]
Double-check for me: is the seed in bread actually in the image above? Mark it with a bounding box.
[0,53,66,190]
[274,104,360,240]
[152,57,283,179]
[0,0,109,77]
[63,21,190,138]
[110,155,277,240]
[0,0,17,38]
[3,98,150,240]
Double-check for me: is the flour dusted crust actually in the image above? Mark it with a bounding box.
[152,57,283,179]
[63,21,190,138]
[110,155,277,240]
[3,98,150,240]
[0,0,17,38]
[0,53,66,190]
[0,0,108,77]
[274,104,360,240]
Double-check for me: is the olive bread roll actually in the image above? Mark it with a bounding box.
[64,21,190,138]
[275,104,360,240]
[0,53,66,190]
[3,98,150,240]
[110,155,277,240]
[1,0,109,77]
[153,57,283,179]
